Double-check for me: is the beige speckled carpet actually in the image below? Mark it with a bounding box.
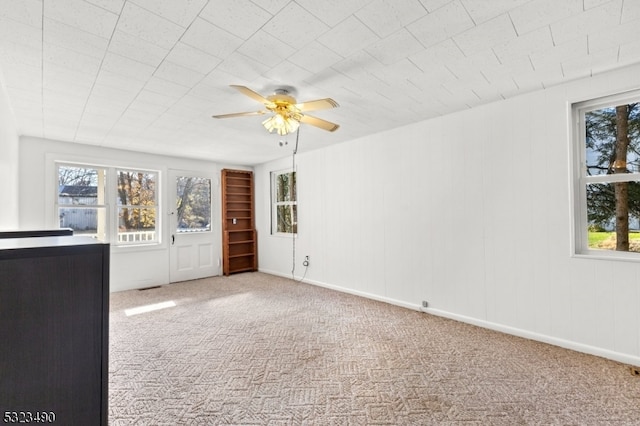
[109,272,640,425]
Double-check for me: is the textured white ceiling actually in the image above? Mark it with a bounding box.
[1,0,639,165]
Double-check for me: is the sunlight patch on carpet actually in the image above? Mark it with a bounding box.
[125,300,176,316]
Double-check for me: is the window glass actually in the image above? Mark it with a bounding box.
[117,169,158,244]
[586,182,640,252]
[176,176,211,233]
[57,165,107,240]
[585,106,640,176]
[276,204,297,234]
[272,170,297,234]
[276,172,296,202]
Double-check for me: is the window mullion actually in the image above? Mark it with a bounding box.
[583,173,640,184]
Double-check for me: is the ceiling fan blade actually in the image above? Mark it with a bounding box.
[296,98,339,112]
[212,110,267,119]
[300,114,340,132]
[230,85,271,104]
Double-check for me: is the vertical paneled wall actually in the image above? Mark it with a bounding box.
[0,82,19,229]
[255,63,640,366]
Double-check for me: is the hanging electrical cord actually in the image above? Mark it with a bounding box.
[295,262,309,283]
[289,127,310,283]
[291,127,299,281]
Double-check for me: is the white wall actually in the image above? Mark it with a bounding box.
[18,136,248,292]
[0,80,19,229]
[255,63,640,367]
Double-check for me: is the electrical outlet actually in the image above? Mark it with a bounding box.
[303,255,310,267]
[422,300,428,308]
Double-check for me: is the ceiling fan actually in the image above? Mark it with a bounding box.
[212,85,340,136]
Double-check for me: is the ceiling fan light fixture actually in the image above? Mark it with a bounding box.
[262,112,300,135]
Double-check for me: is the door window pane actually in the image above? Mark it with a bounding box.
[176,176,212,233]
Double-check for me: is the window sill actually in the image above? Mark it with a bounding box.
[111,242,165,253]
[573,250,640,263]
[270,233,297,239]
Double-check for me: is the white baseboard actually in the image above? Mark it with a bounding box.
[422,307,640,368]
[259,268,422,312]
[259,268,640,368]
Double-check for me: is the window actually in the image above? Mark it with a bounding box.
[57,165,107,241]
[56,163,160,245]
[573,91,640,257]
[272,170,297,234]
[175,176,211,232]
[116,169,158,244]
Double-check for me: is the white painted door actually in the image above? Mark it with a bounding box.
[169,170,220,282]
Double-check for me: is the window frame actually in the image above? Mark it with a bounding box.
[572,89,640,260]
[271,168,297,236]
[56,163,108,241]
[55,161,162,247]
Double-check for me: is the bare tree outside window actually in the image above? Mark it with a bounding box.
[117,169,158,243]
[272,171,297,234]
[56,164,161,244]
[176,176,211,232]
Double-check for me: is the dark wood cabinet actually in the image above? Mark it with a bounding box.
[0,236,109,425]
[221,169,257,275]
